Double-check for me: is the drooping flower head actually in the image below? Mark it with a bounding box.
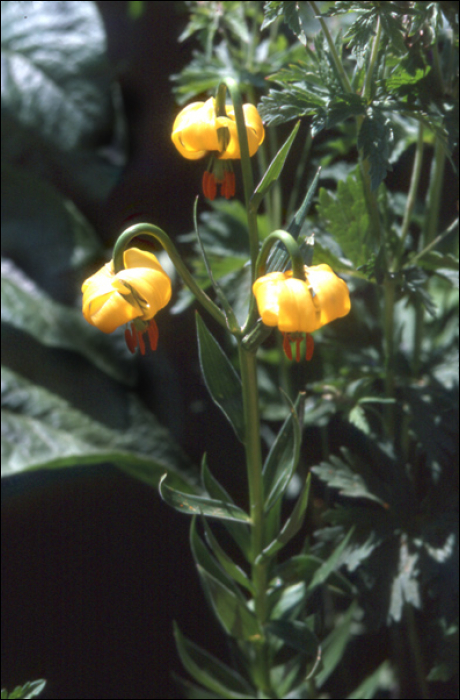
[171,96,264,199]
[253,264,351,361]
[82,247,172,355]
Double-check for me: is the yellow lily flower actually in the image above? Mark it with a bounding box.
[171,97,264,199]
[82,247,172,355]
[253,264,351,361]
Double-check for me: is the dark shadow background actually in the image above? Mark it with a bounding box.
[2,2,458,699]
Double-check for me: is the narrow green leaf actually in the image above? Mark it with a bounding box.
[160,476,250,523]
[201,457,251,560]
[1,679,46,700]
[267,620,319,657]
[251,121,300,211]
[274,555,354,596]
[315,600,358,688]
[307,528,355,594]
[173,624,255,699]
[196,313,244,442]
[190,517,242,597]
[196,565,260,640]
[346,660,393,699]
[263,393,302,512]
[202,519,255,594]
[256,474,311,563]
[172,675,223,700]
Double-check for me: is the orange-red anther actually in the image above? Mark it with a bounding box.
[305,333,314,361]
[202,171,217,200]
[282,333,293,360]
[137,329,146,355]
[124,326,136,353]
[222,171,235,199]
[147,318,159,351]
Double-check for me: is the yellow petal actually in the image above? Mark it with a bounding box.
[218,103,265,159]
[277,278,319,333]
[306,265,351,327]
[171,98,220,159]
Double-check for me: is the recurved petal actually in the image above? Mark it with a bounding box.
[171,98,220,158]
[307,265,351,327]
[116,267,172,318]
[83,288,141,333]
[277,278,319,333]
[253,272,287,326]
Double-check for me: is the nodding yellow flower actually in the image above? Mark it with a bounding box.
[82,247,172,355]
[253,264,351,361]
[171,96,264,199]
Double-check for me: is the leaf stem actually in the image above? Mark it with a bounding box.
[308,1,352,94]
[112,223,228,330]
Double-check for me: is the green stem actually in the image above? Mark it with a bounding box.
[413,138,446,374]
[395,122,425,270]
[362,16,381,103]
[383,274,396,440]
[220,79,260,279]
[112,223,228,330]
[308,1,352,94]
[238,342,271,694]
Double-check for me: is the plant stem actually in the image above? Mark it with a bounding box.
[238,342,271,694]
[395,122,425,270]
[112,223,228,330]
[413,138,446,374]
[383,273,396,440]
[307,1,352,94]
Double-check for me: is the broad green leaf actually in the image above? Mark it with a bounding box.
[251,121,300,211]
[266,619,319,657]
[160,476,250,523]
[1,366,195,491]
[317,171,372,267]
[201,457,251,560]
[196,565,260,640]
[196,313,244,442]
[315,600,359,688]
[174,624,255,699]
[346,660,394,699]
[1,679,46,700]
[1,258,133,386]
[263,394,302,512]
[307,528,355,594]
[256,474,311,563]
[1,0,111,151]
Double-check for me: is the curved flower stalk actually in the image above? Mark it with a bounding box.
[82,247,172,355]
[253,264,351,361]
[171,96,264,199]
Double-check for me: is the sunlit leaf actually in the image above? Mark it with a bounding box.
[251,122,300,211]
[160,476,250,523]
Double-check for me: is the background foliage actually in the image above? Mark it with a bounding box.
[1,1,458,699]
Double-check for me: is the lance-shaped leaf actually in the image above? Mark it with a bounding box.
[160,476,250,523]
[196,313,244,442]
[266,619,319,658]
[201,457,251,560]
[1,679,47,699]
[274,555,354,597]
[202,519,254,594]
[315,600,358,688]
[256,474,311,563]
[346,660,393,699]
[196,565,260,641]
[251,121,300,212]
[263,393,303,512]
[190,517,243,598]
[307,528,355,594]
[173,624,255,699]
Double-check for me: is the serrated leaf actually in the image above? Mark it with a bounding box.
[263,394,302,512]
[1,0,111,151]
[1,258,133,385]
[311,452,390,508]
[317,172,372,267]
[358,110,394,191]
[388,537,420,622]
[160,476,250,523]
[256,474,311,563]
[251,121,300,211]
[196,313,244,442]
[1,366,195,491]
[267,620,319,657]
[173,624,254,699]
[349,405,371,434]
[196,566,260,640]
